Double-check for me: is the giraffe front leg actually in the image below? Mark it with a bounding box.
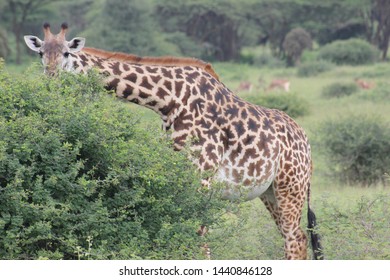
[197,225,211,259]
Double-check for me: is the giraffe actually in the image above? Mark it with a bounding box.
[24,23,323,260]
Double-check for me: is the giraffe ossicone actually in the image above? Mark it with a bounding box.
[24,23,323,260]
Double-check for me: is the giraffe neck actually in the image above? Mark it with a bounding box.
[70,48,224,144]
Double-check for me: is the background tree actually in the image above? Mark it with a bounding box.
[299,0,365,44]
[57,0,93,33]
[247,0,300,57]
[0,0,62,64]
[283,27,312,66]
[362,0,390,60]
[0,0,387,63]
[0,28,11,59]
[156,0,256,61]
[82,0,178,56]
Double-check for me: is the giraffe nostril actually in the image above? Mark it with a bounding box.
[44,67,57,77]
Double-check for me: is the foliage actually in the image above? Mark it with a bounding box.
[253,53,285,68]
[156,0,255,61]
[321,82,359,98]
[0,0,62,64]
[163,32,203,59]
[318,193,390,259]
[246,0,306,57]
[362,0,390,60]
[297,0,368,45]
[317,115,390,186]
[210,192,390,260]
[297,60,335,77]
[1,0,390,63]
[358,82,390,101]
[239,47,285,68]
[0,28,11,59]
[244,93,309,118]
[318,39,380,65]
[210,201,283,260]
[0,64,226,259]
[283,28,312,66]
[81,0,181,56]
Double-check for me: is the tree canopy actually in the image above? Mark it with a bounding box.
[0,0,388,63]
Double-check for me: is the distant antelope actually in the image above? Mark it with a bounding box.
[267,79,290,92]
[354,78,375,90]
[236,81,253,92]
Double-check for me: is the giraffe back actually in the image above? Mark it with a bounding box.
[82,47,220,81]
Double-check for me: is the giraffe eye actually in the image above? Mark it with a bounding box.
[64,52,70,58]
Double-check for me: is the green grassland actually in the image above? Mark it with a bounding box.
[3,60,390,260]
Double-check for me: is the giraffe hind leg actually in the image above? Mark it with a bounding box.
[260,183,308,260]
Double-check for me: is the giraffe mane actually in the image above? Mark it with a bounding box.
[82,47,220,81]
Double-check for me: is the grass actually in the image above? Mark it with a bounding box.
[208,184,390,260]
[6,59,390,260]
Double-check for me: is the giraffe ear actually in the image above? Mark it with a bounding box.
[24,36,43,52]
[68,37,85,53]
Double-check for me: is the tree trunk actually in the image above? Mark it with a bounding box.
[367,0,390,60]
[14,26,22,65]
[185,10,241,61]
[9,0,27,65]
[7,0,47,64]
[381,31,389,60]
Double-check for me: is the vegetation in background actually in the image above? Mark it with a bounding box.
[322,82,360,98]
[318,193,390,259]
[297,60,335,77]
[362,0,390,60]
[210,192,390,260]
[282,27,312,66]
[318,39,380,65]
[243,93,310,119]
[1,0,389,64]
[318,115,390,186]
[83,0,180,56]
[0,28,11,59]
[358,81,390,101]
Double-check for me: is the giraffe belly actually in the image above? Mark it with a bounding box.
[220,180,273,201]
[215,165,275,201]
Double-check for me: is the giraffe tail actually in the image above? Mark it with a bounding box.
[307,185,324,260]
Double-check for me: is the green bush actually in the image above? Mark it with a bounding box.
[239,47,284,68]
[297,60,335,77]
[0,63,226,259]
[244,93,309,118]
[253,53,285,68]
[322,82,359,98]
[358,82,390,101]
[318,115,390,186]
[318,39,379,65]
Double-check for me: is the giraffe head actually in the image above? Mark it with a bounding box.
[24,23,85,76]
